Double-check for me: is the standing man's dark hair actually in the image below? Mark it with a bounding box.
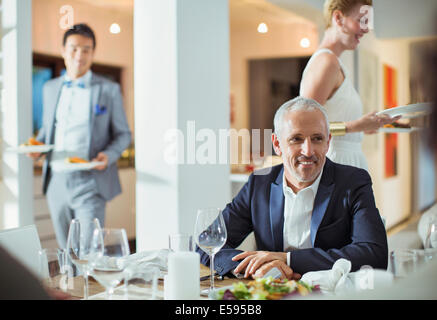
[63,23,96,49]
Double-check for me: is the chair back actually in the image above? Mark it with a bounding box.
[0,225,42,277]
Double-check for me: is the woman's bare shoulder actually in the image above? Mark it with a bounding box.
[301,51,342,103]
[308,51,340,74]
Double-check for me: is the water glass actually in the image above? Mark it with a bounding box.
[38,248,71,291]
[424,219,437,261]
[169,233,193,252]
[124,265,160,300]
[389,249,418,278]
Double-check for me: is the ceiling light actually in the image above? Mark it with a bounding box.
[110,23,121,34]
[300,37,310,48]
[257,22,268,34]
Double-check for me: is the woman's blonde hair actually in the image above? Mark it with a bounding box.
[323,0,372,29]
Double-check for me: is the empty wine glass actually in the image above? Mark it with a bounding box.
[194,208,227,296]
[88,228,130,300]
[66,218,101,300]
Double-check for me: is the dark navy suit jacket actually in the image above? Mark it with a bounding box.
[198,158,388,276]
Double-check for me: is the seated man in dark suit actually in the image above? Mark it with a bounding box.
[198,96,388,279]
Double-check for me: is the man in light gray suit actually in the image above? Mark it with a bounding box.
[30,24,131,248]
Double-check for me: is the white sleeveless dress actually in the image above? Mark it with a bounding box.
[300,48,368,170]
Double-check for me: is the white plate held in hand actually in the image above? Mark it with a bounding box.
[51,159,105,172]
[376,102,433,119]
[7,144,54,154]
[379,127,422,133]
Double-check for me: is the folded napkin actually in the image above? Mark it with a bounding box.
[301,259,354,294]
[124,249,170,274]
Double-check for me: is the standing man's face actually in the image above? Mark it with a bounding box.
[62,34,94,79]
[272,109,331,192]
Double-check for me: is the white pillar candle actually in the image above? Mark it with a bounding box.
[165,252,200,300]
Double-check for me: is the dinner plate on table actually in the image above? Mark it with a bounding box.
[50,159,105,172]
[6,144,54,154]
[379,127,422,133]
[376,102,433,119]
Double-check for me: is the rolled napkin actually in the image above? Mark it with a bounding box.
[301,259,353,294]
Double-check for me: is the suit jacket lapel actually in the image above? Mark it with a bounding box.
[48,78,64,144]
[310,159,335,246]
[269,167,284,251]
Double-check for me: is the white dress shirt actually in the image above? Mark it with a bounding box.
[283,167,324,265]
[52,71,92,161]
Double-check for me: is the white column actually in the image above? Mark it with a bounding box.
[0,0,34,229]
[134,0,231,251]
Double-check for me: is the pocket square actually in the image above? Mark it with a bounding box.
[94,104,107,115]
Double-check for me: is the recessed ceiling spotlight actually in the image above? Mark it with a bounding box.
[300,37,310,48]
[110,23,121,34]
[257,22,268,34]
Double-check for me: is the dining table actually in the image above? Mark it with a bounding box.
[54,264,250,300]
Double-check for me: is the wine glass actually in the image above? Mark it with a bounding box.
[88,228,130,300]
[66,218,101,300]
[194,208,227,296]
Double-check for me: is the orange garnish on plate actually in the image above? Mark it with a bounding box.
[67,157,89,164]
[26,137,44,146]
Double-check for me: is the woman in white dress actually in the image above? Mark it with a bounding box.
[300,0,399,170]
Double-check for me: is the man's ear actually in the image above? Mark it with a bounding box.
[272,133,282,156]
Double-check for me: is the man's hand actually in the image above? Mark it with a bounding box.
[26,152,44,160]
[232,251,287,278]
[92,152,108,170]
[253,260,301,280]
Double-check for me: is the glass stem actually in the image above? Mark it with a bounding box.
[84,272,89,300]
[210,253,215,291]
[107,287,115,300]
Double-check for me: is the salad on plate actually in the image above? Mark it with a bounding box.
[214,277,319,300]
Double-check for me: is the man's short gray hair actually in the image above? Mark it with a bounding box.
[273,96,330,138]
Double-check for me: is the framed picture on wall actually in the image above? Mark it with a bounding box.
[383,64,398,178]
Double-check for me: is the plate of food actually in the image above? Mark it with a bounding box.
[376,102,432,119]
[51,157,105,172]
[379,122,421,133]
[7,138,54,154]
[210,277,319,300]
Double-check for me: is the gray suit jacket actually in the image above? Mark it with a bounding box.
[37,73,132,201]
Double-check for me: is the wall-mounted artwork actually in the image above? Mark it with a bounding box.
[383,64,398,178]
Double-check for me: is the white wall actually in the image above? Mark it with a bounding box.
[230,14,318,162]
